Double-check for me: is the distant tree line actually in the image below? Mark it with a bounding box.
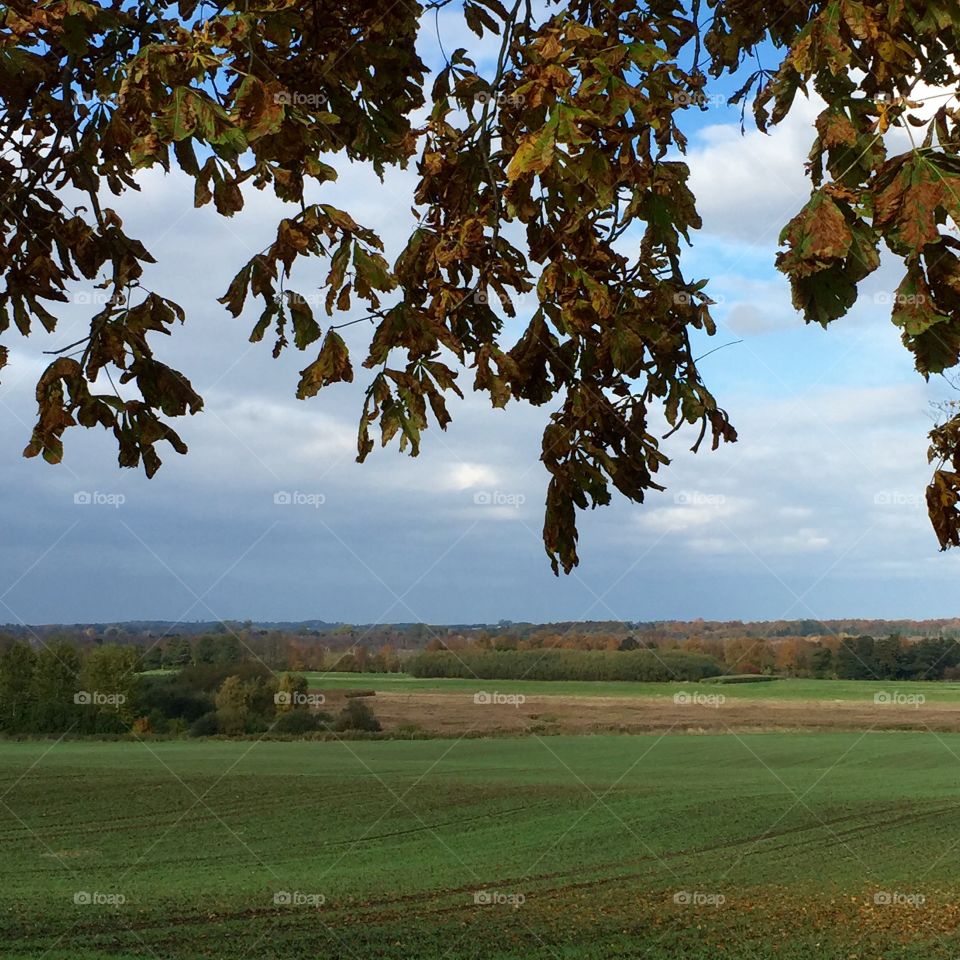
[823,635,960,681]
[408,635,960,683]
[6,622,960,679]
[678,634,960,680]
[407,649,722,682]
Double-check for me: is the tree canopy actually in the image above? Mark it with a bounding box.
[3,0,960,573]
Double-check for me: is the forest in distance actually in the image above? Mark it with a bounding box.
[3,626,960,738]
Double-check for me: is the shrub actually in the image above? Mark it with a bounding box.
[273,709,323,735]
[699,674,777,684]
[166,717,190,737]
[334,699,381,732]
[189,712,220,737]
[132,674,215,722]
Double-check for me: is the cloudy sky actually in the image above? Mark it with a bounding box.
[3,8,959,628]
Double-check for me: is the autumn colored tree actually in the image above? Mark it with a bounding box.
[274,671,307,713]
[721,636,775,675]
[775,637,814,677]
[4,2,960,572]
[377,644,400,672]
[214,673,250,733]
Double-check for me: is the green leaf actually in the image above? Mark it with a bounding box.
[287,290,321,350]
[506,115,559,181]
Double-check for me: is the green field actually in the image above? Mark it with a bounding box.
[306,671,960,702]
[4,733,960,958]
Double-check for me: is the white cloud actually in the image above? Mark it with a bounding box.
[446,462,500,491]
[686,94,822,245]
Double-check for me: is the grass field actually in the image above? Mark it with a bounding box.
[306,671,960,702]
[4,733,960,958]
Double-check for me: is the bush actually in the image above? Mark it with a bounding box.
[344,689,376,699]
[166,717,190,737]
[334,699,381,732]
[273,709,324,735]
[406,648,722,683]
[189,712,220,737]
[132,674,215,722]
[700,674,777,685]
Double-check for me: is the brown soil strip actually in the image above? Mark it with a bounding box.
[335,691,960,736]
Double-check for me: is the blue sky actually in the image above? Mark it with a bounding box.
[2,5,959,627]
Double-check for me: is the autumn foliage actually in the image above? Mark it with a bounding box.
[3,1,960,571]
